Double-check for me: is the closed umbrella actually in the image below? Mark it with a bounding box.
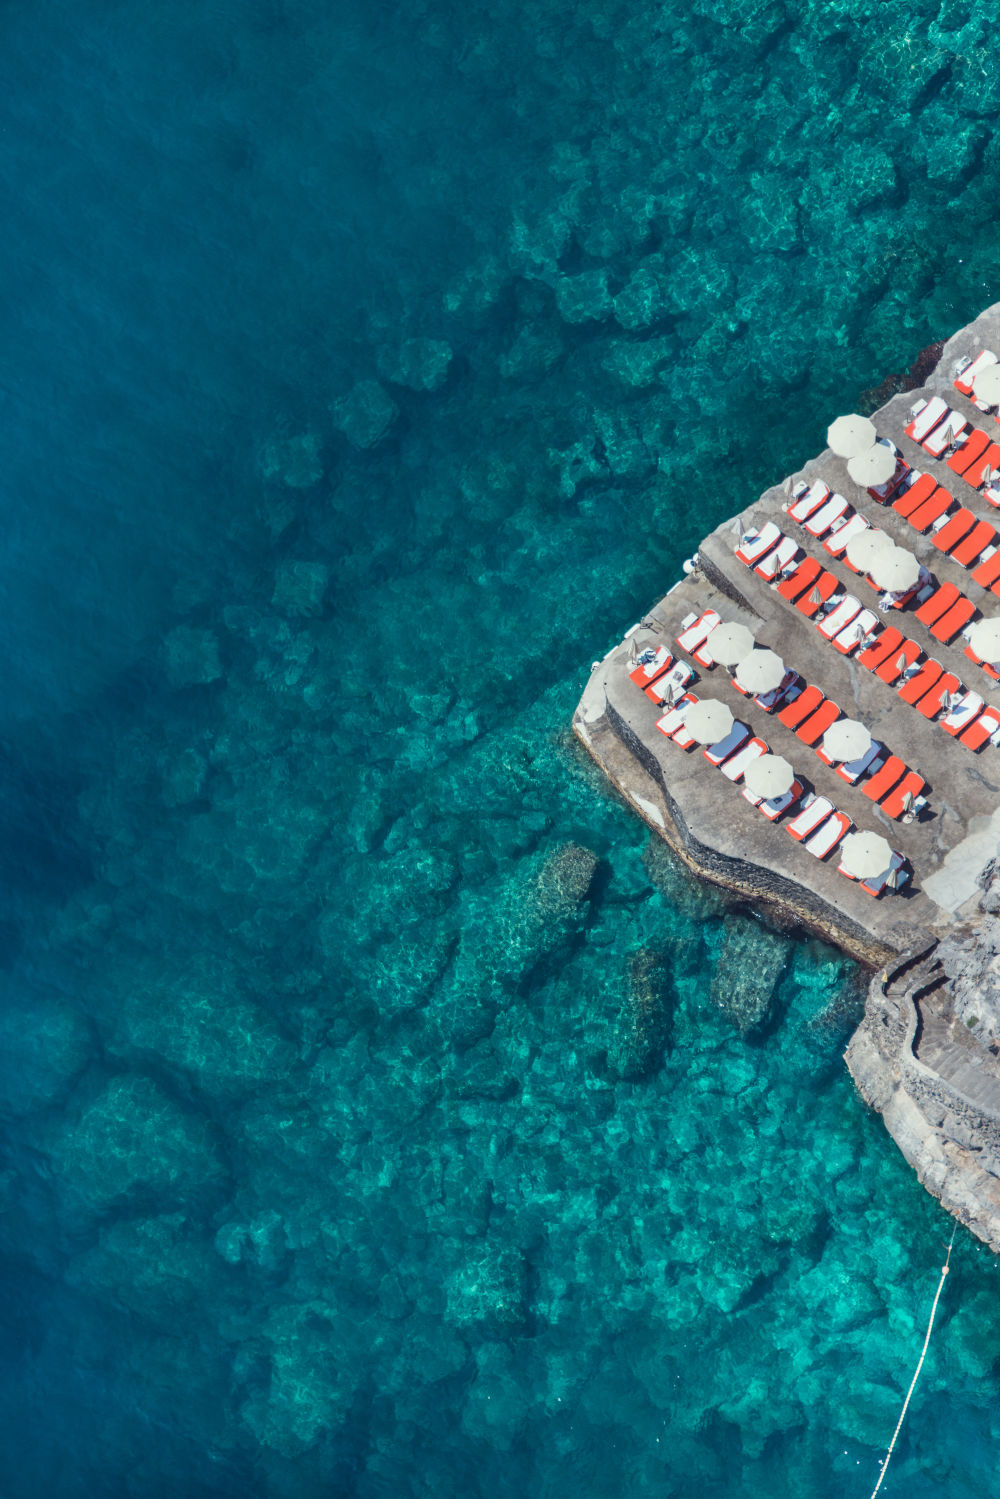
[821,718,871,762]
[973,364,1000,407]
[968,617,1000,660]
[871,546,920,592]
[744,753,794,799]
[846,528,892,572]
[735,649,785,694]
[848,443,897,485]
[840,830,894,879]
[683,698,734,744]
[827,413,877,458]
[705,621,754,666]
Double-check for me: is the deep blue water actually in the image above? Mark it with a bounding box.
[2,1,1000,1495]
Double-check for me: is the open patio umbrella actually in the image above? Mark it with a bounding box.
[969,617,1000,660]
[847,442,897,486]
[846,528,892,572]
[744,753,794,799]
[870,545,920,592]
[682,698,734,744]
[705,620,754,666]
[735,649,785,695]
[821,718,871,762]
[973,364,1000,407]
[840,830,893,880]
[827,413,876,458]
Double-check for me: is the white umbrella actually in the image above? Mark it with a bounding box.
[847,443,897,485]
[821,718,871,762]
[846,528,892,572]
[827,413,876,459]
[744,753,794,799]
[871,545,920,592]
[735,649,785,694]
[973,364,1000,407]
[705,621,755,666]
[683,698,734,744]
[968,617,1000,660]
[840,830,894,880]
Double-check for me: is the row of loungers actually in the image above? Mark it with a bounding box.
[736,524,1000,736]
[654,694,906,894]
[904,391,1000,506]
[664,607,928,817]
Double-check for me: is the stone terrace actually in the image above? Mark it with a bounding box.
[575,304,1000,965]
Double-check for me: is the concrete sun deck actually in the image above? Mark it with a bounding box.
[575,304,1000,965]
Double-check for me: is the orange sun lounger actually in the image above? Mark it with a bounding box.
[858,626,903,671]
[961,441,1000,490]
[881,772,927,818]
[795,700,841,746]
[930,598,977,644]
[915,583,961,627]
[960,706,1000,750]
[875,638,921,684]
[893,473,937,517]
[795,570,840,617]
[931,508,976,553]
[862,755,906,801]
[948,428,991,476]
[909,487,955,532]
[777,683,824,728]
[952,520,996,568]
[898,658,944,704]
[972,550,1000,589]
[776,556,822,601]
[915,672,962,718]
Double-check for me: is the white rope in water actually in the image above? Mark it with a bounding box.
[868,1224,957,1499]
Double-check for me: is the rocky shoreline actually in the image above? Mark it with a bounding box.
[575,302,1000,1250]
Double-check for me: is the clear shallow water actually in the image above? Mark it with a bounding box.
[2,0,1000,1494]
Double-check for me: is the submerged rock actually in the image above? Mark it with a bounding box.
[710,916,792,1034]
[642,836,730,922]
[377,336,453,391]
[258,431,324,488]
[608,946,674,1081]
[332,378,398,449]
[446,1244,528,1333]
[163,625,223,688]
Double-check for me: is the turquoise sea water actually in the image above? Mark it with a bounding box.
[3,1,1000,1494]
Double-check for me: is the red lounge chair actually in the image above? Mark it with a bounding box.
[931,509,976,554]
[795,700,841,746]
[875,639,921,684]
[654,693,698,739]
[777,557,822,601]
[930,598,977,644]
[756,536,801,581]
[861,852,906,897]
[759,778,803,822]
[893,473,937,517]
[862,755,906,801]
[960,706,1000,750]
[962,441,1000,490]
[804,810,852,859]
[719,737,768,783]
[795,570,840,617]
[835,609,878,654]
[955,351,998,397]
[824,513,866,557]
[703,722,750,766]
[870,460,912,504]
[786,796,834,843]
[736,523,781,567]
[803,494,849,537]
[952,520,995,568]
[905,397,948,442]
[948,427,991,476]
[916,672,962,718]
[909,487,955,532]
[787,481,829,522]
[972,551,1000,589]
[817,596,861,640]
[924,412,970,458]
[898,658,944,704]
[881,772,926,819]
[941,690,983,737]
[915,583,960,627]
[676,608,721,654]
[629,647,673,689]
[965,643,1000,682]
[858,626,903,670]
[778,684,824,728]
